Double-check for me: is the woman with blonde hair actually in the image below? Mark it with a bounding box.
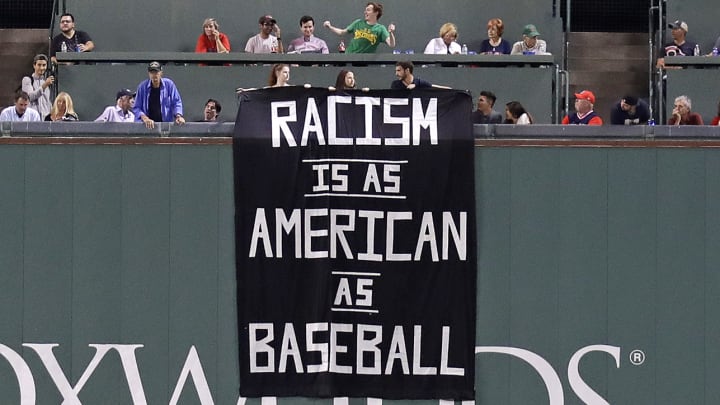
[479,18,511,54]
[195,18,230,53]
[423,22,461,54]
[45,92,78,121]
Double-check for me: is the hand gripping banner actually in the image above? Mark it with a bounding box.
[233,87,476,399]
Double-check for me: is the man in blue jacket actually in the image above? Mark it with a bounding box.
[134,61,185,129]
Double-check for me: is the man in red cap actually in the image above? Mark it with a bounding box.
[245,15,284,53]
[562,90,603,125]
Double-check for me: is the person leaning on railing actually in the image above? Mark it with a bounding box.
[196,18,230,53]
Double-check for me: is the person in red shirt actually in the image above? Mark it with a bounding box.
[195,18,230,53]
[562,90,603,125]
[668,95,703,125]
[711,100,720,126]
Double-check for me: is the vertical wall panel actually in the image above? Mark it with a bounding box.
[167,145,221,403]
[22,145,74,404]
[606,150,658,405]
[704,152,720,404]
[216,146,242,403]
[120,146,172,404]
[555,150,609,404]
[508,149,560,404]
[655,149,705,404]
[474,148,512,405]
[71,146,125,403]
[0,145,25,405]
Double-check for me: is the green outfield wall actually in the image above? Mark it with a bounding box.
[1,133,720,404]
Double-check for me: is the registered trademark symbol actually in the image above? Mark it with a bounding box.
[629,349,645,365]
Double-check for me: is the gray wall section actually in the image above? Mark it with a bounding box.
[4,141,720,403]
[63,0,561,56]
[665,69,720,125]
[58,64,555,123]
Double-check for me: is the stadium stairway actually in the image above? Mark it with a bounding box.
[0,29,48,106]
[567,32,650,123]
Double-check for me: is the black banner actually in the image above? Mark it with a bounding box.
[233,87,476,399]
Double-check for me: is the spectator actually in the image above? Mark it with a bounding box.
[334,69,356,90]
[479,18,511,55]
[200,99,222,122]
[0,91,41,122]
[245,15,283,54]
[50,13,94,64]
[195,18,230,53]
[21,54,54,119]
[711,100,720,126]
[510,24,548,55]
[330,70,370,92]
[423,23,461,55]
[472,91,503,124]
[610,96,651,125]
[390,61,450,89]
[134,61,185,129]
[504,101,533,124]
[95,88,136,122]
[562,90,603,125]
[323,2,396,53]
[45,92,78,121]
[269,64,290,87]
[656,20,696,69]
[668,95,703,125]
[287,16,329,54]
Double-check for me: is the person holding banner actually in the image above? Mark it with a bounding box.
[268,64,290,87]
[391,61,450,90]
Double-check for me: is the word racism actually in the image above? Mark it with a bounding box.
[234,88,476,399]
[268,95,439,148]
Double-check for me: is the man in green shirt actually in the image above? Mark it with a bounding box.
[323,2,396,53]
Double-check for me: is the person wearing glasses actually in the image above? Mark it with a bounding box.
[50,13,94,64]
[196,18,230,53]
[245,15,284,53]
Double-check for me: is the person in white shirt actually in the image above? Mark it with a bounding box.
[510,24,549,55]
[424,23,461,54]
[0,91,42,122]
[95,89,136,122]
[245,15,284,53]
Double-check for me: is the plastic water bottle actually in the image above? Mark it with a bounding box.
[648,118,655,126]
[713,47,719,56]
[60,41,67,52]
[694,44,700,56]
[461,44,468,55]
[76,44,81,52]
[338,40,345,53]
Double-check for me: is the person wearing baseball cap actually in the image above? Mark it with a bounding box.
[610,95,651,125]
[510,24,548,55]
[656,19,697,69]
[94,88,136,122]
[562,90,603,125]
[245,14,283,53]
[133,61,185,129]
